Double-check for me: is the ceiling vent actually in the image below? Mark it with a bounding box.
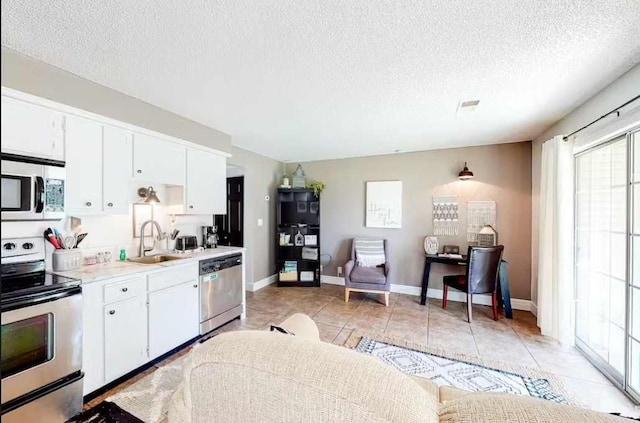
[456,100,480,114]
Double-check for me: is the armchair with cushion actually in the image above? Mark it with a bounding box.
[344,238,390,306]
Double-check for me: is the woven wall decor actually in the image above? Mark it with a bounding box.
[432,195,459,236]
[467,201,496,242]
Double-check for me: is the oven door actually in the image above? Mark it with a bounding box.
[1,159,44,221]
[1,289,82,404]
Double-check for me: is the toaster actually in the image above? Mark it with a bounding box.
[175,235,198,251]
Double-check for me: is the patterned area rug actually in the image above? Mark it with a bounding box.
[105,356,186,423]
[344,332,577,405]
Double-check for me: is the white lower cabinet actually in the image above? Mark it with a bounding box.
[148,280,200,359]
[81,265,202,395]
[104,296,148,382]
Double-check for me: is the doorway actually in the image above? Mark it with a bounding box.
[215,176,244,247]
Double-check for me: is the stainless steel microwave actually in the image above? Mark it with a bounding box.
[1,154,66,221]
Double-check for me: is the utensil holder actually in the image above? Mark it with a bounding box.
[52,249,83,271]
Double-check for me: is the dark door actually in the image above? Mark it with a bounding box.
[214,176,244,247]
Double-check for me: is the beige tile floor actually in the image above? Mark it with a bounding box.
[87,283,640,418]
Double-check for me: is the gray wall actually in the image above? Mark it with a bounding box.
[1,47,282,284]
[287,141,532,300]
[530,63,640,307]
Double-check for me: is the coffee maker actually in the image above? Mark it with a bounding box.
[201,226,218,249]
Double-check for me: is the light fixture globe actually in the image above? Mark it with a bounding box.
[458,162,474,180]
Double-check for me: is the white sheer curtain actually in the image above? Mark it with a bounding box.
[538,135,575,345]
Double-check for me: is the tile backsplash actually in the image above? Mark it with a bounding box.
[1,183,215,268]
[1,206,213,269]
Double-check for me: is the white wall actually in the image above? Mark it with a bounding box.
[287,142,533,299]
[531,64,640,306]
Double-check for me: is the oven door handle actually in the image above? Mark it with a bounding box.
[34,176,45,213]
[1,287,81,313]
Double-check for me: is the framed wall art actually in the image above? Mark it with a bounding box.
[365,181,402,229]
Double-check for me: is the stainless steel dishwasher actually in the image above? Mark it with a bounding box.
[199,254,243,335]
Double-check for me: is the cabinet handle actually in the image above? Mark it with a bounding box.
[85,201,92,207]
[189,205,194,209]
[121,287,128,292]
[193,284,198,288]
[109,310,115,315]
[137,169,142,174]
[107,202,114,207]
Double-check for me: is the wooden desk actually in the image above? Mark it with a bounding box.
[420,254,513,319]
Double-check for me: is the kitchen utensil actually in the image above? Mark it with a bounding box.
[44,229,62,249]
[74,233,88,247]
[170,229,180,240]
[62,234,77,250]
[53,228,65,247]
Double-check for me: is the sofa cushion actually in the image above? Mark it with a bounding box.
[172,330,439,423]
[350,266,386,284]
[439,393,627,423]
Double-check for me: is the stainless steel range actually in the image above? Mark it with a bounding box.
[1,238,83,423]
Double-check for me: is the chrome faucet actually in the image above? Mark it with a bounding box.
[139,219,167,257]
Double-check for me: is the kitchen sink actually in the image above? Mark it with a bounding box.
[127,255,184,264]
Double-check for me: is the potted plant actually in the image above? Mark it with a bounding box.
[306,181,325,196]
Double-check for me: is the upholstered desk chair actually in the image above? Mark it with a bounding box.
[344,239,390,306]
[442,245,504,323]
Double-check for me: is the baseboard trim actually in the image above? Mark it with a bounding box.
[320,275,532,312]
[321,275,345,286]
[246,274,277,292]
[530,302,538,317]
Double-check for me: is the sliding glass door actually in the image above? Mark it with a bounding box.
[575,129,640,402]
[629,130,640,401]
[575,136,627,382]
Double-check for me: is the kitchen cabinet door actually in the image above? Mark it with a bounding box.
[82,282,105,395]
[1,96,64,161]
[104,296,148,382]
[133,133,186,185]
[148,280,199,359]
[65,116,103,214]
[103,126,133,214]
[185,149,226,214]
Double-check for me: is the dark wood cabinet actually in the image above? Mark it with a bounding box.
[276,188,320,287]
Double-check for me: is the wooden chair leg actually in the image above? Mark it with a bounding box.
[345,288,350,303]
[492,292,498,321]
[466,293,473,323]
[442,285,448,309]
[384,292,389,307]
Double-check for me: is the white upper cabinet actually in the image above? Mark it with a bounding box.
[1,96,64,161]
[67,118,133,215]
[103,126,133,214]
[65,116,103,214]
[185,148,226,214]
[133,134,186,185]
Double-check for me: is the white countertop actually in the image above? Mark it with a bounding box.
[54,246,245,284]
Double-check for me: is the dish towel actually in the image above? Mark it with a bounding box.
[355,239,386,267]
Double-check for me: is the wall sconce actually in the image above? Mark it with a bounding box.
[458,162,474,180]
[138,186,161,204]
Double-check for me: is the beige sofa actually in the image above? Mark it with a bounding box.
[168,314,625,423]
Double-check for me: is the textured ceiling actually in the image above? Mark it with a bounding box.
[2,1,640,162]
